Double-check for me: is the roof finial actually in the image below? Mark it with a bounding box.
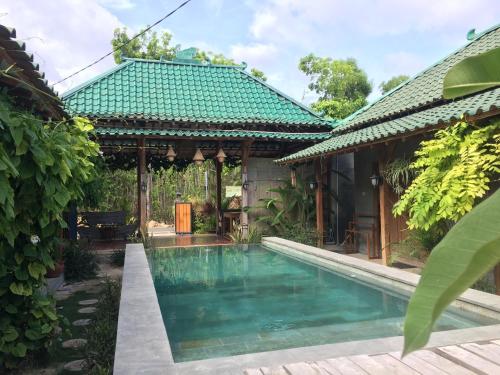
[467,28,476,41]
[174,47,199,63]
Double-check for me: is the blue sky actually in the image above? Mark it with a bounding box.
[1,0,499,104]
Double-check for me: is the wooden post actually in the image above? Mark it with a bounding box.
[315,158,324,248]
[379,159,391,265]
[137,138,147,234]
[215,160,223,236]
[241,141,251,238]
[495,264,500,295]
[290,168,297,187]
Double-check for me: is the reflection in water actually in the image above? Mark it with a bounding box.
[147,244,497,362]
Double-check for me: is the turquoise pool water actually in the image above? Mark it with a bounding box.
[147,244,497,362]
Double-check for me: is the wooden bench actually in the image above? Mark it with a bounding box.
[78,211,137,241]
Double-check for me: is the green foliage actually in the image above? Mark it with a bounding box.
[256,177,317,245]
[229,224,262,244]
[389,228,439,264]
[0,94,99,369]
[112,28,179,64]
[299,54,371,119]
[379,74,409,94]
[403,189,500,355]
[84,279,121,374]
[443,47,500,99]
[111,29,267,80]
[394,119,500,231]
[63,242,98,281]
[382,158,416,196]
[110,249,125,267]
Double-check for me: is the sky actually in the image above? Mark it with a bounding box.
[1,0,499,104]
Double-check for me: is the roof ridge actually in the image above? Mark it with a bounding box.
[122,56,248,69]
[335,23,500,132]
[62,60,134,98]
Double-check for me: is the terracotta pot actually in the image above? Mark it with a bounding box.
[46,261,64,278]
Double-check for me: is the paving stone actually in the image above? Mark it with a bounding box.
[78,299,98,306]
[63,359,86,372]
[73,319,92,327]
[62,339,87,349]
[78,307,97,314]
[54,326,62,336]
[54,292,72,301]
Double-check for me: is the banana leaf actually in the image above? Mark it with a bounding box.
[403,189,500,355]
[443,47,500,99]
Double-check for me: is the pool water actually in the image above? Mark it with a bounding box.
[147,244,497,362]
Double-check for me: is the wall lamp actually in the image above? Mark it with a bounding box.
[242,180,249,190]
[309,181,318,190]
[370,174,383,188]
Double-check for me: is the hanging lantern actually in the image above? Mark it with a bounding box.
[166,145,176,162]
[193,148,205,166]
[215,148,227,163]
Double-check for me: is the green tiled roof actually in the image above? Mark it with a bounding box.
[277,87,500,163]
[96,127,331,141]
[337,24,500,131]
[62,58,331,128]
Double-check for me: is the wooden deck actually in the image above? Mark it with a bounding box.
[245,339,500,374]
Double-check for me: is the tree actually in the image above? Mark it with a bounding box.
[379,74,409,94]
[299,54,372,119]
[111,28,267,81]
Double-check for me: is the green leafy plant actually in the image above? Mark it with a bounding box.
[228,224,261,244]
[110,249,125,267]
[0,94,99,369]
[382,158,416,196]
[64,242,98,281]
[443,47,500,99]
[84,278,121,374]
[403,189,500,355]
[394,119,500,231]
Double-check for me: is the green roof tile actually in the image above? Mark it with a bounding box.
[277,87,500,163]
[337,24,500,131]
[95,127,331,141]
[62,58,332,128]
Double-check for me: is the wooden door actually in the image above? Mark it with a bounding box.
[175,203,192,234]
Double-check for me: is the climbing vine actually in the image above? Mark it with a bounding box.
[393,118,500,231]
[0,94,99,369]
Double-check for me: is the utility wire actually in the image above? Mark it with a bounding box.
[53,0,192,86]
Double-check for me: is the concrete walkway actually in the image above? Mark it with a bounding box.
[245,339,500,374]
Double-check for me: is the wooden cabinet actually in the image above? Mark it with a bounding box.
[175,202,192,234]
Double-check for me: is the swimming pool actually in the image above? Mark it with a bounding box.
[147,244,498,362]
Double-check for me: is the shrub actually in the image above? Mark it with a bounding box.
[0,95,98,369]
[84,279,121,374]
[110,249,125,267]
[64,242,98,281]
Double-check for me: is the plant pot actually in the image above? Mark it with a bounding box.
[46,261,65,278]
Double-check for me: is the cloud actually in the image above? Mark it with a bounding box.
[0,0,123,93]
[229,43,278,66]
[383,51,427,76]
[97,0,135,10]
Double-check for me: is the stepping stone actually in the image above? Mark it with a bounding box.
[62,338,87,349]
[54,292,72,301]
[78,299,98,306]
[73,319,92,327]
[63,359,86,372]
[78,307,97,314]
[54,326,62,336]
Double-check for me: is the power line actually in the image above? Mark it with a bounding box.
[54,0,192,87]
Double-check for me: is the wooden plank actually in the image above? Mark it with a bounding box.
[348,355,388,375]
[389,352,448,375]
[460,342,500,365]
[438,345,500,374]
[318,357,367,375]
[284,362,326,375]
[215,160,222,235]
[259,366,288,375]
[244,369,263,375]
[378,159,391,265]
[241,141,251,238]
[412,350,475,375]
[369,354,419,375]
[313,360,343,375]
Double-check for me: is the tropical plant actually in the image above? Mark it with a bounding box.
[63,241,98,281]
[0,94,99,369]
[394,118,500,231]
[443,47,500,99]
[228,224,261,244]
[299,54,372,119]
[382,158,416,196]
[403,189,500,355]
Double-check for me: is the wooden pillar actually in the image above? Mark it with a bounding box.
[315,158,324,248]
[137,138,147,234]
[379,159,391,265]
[215,160,223,236]
[495,264,500,295]
[241,141,251,238]
[290,168,297,187]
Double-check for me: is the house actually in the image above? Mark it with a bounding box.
[62,49,333,233]
[276,24,500,265]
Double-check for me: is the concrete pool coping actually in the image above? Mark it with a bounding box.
[114,239,500,374]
